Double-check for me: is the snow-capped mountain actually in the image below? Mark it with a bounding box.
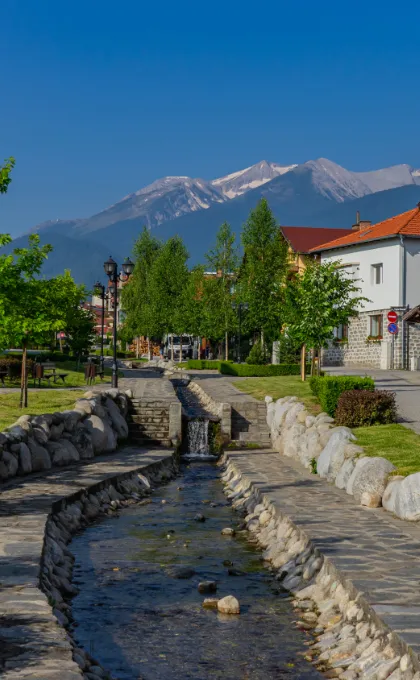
[13,156,420,286]
[212,160,297,198]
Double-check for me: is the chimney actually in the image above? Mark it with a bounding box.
[352,210,361,231]
[352,212,371,232]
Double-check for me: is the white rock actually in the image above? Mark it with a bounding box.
[317,427,356,481]
[382,476,405,514]
[346,457,395,503]
[383,472,420,521]
[217,595,240,614]
[335,459,356,490]
[18,442,32,474]
[83,415,117,454]
[46,440,80,466]
[105,398,129,439]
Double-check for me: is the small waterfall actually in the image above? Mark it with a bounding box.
[186,418,210,457]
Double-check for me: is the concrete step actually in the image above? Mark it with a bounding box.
[129,415,169,425]
[129,435,172,447]
[129,427,169,438]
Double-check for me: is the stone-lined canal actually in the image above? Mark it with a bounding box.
[70,462,322,679]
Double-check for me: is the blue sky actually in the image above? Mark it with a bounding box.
[1,0,420,236]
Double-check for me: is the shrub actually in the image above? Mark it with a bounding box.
[220,362,312,377]
[311,375,375,416]
[0,357,34,379]
[186,360,225,371]
[245,341,267,365]
[335,389,397,427]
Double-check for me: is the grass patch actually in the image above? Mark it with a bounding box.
[235,376,321,414]
[353,424,420,476]
[5,361,115,389]
[0,390,86,430]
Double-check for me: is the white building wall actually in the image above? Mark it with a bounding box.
[405,239,420,308]
[320,239,401,311]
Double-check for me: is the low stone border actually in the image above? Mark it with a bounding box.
[221,453,420,680]
[188,380,231,443]
[0,389,131,484]
[266,395,420,522]
[1,450,177,679]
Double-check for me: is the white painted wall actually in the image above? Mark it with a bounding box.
[405,239,420,308]
[320,239,401,312]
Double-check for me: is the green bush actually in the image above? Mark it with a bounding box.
[335,389,397,427]
[245,341,267,365]
[220,362,312,377]
[0,357,34,379]
[311,375,375,416]
[186,359,225,371]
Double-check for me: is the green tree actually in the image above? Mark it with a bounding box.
[204,222,239,360]
[0,157,15,194]
[64,304,97,364]
[148,236,190,352]
[285,260,368,379]
[0,238,88,406]
[121,227,162,355]
[238,198,290,352]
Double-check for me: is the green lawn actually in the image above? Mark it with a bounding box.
[235,375,321,414]
[5,361,115,389]
[0,390,86,430]
[353,424,420,477]
[236,375,420,475]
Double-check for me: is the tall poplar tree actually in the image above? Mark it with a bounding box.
[238,198,289,351]
[204,222,239,360]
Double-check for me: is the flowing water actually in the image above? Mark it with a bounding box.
[70,463,322,679]
[186,418,210,456]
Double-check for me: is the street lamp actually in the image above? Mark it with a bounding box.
[94,281,110,375]
[234,302,248,363]
[103,256,134,387]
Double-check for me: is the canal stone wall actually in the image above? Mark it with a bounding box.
[221,451,420,679]
[188,380,231,443]
[266,394,420,522]
[0,389,134,484]
[0,447,177,679]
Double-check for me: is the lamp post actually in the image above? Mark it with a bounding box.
[103,256,134,387]
[94,281,109,375]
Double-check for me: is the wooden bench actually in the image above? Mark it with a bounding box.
[33,362,68,387]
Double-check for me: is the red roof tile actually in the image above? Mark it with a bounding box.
[280,226,353,253]
[310,206,420,253]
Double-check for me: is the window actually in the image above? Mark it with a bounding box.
[370,315,383,338]
[371,263,383,285]
[335,324,348,340]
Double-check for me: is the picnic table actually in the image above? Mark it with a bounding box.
[33,362,69,387]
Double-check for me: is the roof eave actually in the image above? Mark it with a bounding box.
[310,233,419,254]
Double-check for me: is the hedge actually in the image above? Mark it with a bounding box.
[310,375,375,416]
[335,389,397,427]
[186,360,227,371]
[220,363,311,377]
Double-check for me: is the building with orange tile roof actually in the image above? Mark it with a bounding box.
[310,205,420,370]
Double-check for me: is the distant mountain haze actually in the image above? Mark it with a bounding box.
[5,157,420,287]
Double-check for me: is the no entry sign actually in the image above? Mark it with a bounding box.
[388,322,398,335]
[387,310,398,323]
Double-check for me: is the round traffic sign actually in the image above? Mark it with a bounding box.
[388,310,398,323]
[388,322,398,335]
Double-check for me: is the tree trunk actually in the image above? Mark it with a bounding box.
[20,343,28,408]
[225,330,228,361]
[179,334,183,363]
[317,347,321,376]
[171,335,174,362]
[300,344,306,382]
[311,349,316,376]
[147,336,152,360]
[136,337,139,359]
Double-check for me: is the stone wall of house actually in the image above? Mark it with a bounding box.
[322,310,383,368]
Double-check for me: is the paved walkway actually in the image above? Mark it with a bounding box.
[0,445,174,679]
[102,367,179,401]
[188,372,258,403]
[324,366,420,434]
[227,449,420,656]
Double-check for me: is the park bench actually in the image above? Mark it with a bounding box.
[33,362,68,387]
